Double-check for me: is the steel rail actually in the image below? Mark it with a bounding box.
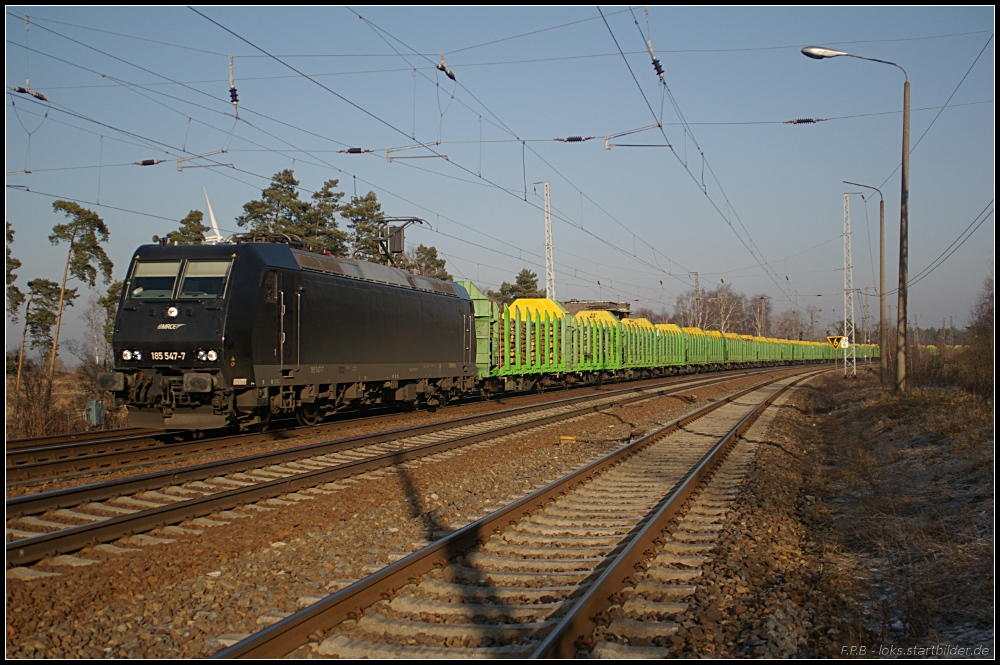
[529,369,824,657]
[7,432,245,483]
[4,428,174,452]
[7,370,770,517]
[212,368,821,658]
[6,433,193,477]
[7,367,802,483]
[6,371,772,567]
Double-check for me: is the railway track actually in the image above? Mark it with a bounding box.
[6,370,785,569]
[6,430,192,484]
[214,368,822,658]
[5,368,782,487]
[5,427,182,454]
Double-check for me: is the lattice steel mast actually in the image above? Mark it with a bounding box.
[843,194,858,377]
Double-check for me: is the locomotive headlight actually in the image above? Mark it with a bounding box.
[133,350,143,361]
[166,306,179,318]
[122,349,132,361]
[196,349,218,362]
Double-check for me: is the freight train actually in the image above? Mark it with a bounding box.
[98,235,877,430]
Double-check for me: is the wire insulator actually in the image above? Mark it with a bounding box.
[436,53,457,82]
[11,86,47,102]
[133,159,165,166]
[230,88,238,104]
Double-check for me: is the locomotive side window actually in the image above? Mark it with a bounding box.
[127,261,181,299]
[178,260,233,299]
[264,271,278,301]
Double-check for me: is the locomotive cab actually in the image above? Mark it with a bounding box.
[99,244,239,429]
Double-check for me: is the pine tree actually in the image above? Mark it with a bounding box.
[166,210,210,244]
[237,170,348,255]
[6,221,25,320]
[340,191,386,264]
[48,201,114,379]
[236,169,311,240]
[488,268,544,305]
[302,179,348,256]
[24,279,78,355]
[400,244,452,280]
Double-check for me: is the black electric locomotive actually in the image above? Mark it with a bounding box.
[99,235,476,429]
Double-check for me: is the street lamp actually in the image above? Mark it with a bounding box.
[844,181,887,386]
[802,46,910,392]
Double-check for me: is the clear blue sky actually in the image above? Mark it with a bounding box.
[5,6,994,350]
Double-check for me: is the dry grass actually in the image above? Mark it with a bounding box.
[5,361,128,438]
[807,370,993,648]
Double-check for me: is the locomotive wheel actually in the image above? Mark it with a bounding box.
[296,402,320,427]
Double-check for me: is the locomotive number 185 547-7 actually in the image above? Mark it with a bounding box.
[150,351,186,360]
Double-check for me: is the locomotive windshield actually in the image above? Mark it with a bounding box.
[126,259,233,299]
[178,260,232,299]
[127,261,181,299]
[177,260,233,298]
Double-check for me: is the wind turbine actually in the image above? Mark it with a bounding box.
[203,186,224,244]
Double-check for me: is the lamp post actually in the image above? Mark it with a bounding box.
[802,46,909,392]
[844,181,887,386]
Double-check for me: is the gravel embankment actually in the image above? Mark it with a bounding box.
[670,370,993,659]
[7,371,781,658]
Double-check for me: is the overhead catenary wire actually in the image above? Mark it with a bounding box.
[13,7,984,314]
[350,9,693,286]
[3,31,431,213]
[9,23,686,301]
[13,17,993,136]
[5,21,437,209]
[5,32,362,158]
[7,92,281,193]
[598,7,801,308]
[627,7,798,303]
[394,155,690,282]
[875,33,994,192]
[9,18,712,312]
[8,186,190,223]
[190,7,691,298]
[891,201,994,293]
[378,159,684,300]
[9,85,656,305]
[7,29,768,312]
[5,40,348,184]
[12,10,988,59]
